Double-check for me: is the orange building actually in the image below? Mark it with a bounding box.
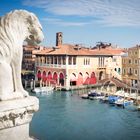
[34,44,125,90]
[35,44,96,90]
[91,48,126,81]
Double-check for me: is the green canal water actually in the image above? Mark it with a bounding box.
[29,90,140,140]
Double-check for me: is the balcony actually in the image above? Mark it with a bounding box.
[36,63,77,69]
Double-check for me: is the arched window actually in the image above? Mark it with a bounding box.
[53,72,58,84]
[70,73,77,86]
[99,71,103,80]
[42,71,46,82]
[48,71,52,79]
[59,73,64,86]
[90,72,96,84]
[37,70,41,81]
[77,72,83,85]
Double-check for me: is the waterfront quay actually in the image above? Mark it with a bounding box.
[56,84,140,102]
[28,78,140,105]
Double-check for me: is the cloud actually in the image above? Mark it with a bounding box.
[42,17,90,26]
[23,0,140,27]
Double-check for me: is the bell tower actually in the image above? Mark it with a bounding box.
[56,32,63,46]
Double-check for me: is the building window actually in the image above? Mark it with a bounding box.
[62,56,66,65]
[123,69,126,74]
[128,68,132,75]
[73,57,76,65]
[69,56,72,65]
[51,56,53,64]
[40,57,43,64]
[135,69,138,75]
[86,59,88,65]
[43,57,46,64]
[54,56,57,64]
[135,59,138,64]
[47,56,50,64]
[44,57,46,64]
[84,58,90,65]
[37,57,40,64]
[128,59,132,64]
[118,68,121,74]
[58,56,61,65]
[88,58,90,65]
[122,59,125,64]
[84,58,85,65]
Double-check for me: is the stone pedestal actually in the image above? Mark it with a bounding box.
[0,96,39,140]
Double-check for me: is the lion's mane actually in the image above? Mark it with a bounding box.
[0,10,38,59]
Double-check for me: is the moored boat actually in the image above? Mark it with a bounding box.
[115,98,133,107]
[89,95,104,100]
[100,95,109,103]
[108,95,121,104]
[81,94,89,99]
[88,91,104,100]
[32,86,54,94]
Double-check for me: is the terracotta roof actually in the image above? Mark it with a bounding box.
[90,48,126,56]
[34,44,125,56]
[35,44,92,56]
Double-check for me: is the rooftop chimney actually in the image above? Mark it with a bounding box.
[56,32,63,46]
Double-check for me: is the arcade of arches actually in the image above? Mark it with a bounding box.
[37,70,65,86]
[37,70,97,86]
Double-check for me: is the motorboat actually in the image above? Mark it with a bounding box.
[100,95,109,103]
[88,91,104,100]
[32,86,54,94]
[115,98,133,107]
[89,95,105,100]
[108,95,122,104]
[81,94,89,99]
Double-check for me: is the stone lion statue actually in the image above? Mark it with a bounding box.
[0,10,44,101]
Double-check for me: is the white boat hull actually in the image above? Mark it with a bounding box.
[32,86,54,94]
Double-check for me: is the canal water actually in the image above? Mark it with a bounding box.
[30,90,140,140]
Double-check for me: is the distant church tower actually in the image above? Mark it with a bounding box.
[56,32,63,46]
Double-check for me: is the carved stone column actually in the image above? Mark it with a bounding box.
[0,96,39,140]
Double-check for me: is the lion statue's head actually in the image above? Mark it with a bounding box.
[23,10,44,45]
[0,10,44,55]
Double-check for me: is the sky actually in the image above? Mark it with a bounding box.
[0,0,140,48]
